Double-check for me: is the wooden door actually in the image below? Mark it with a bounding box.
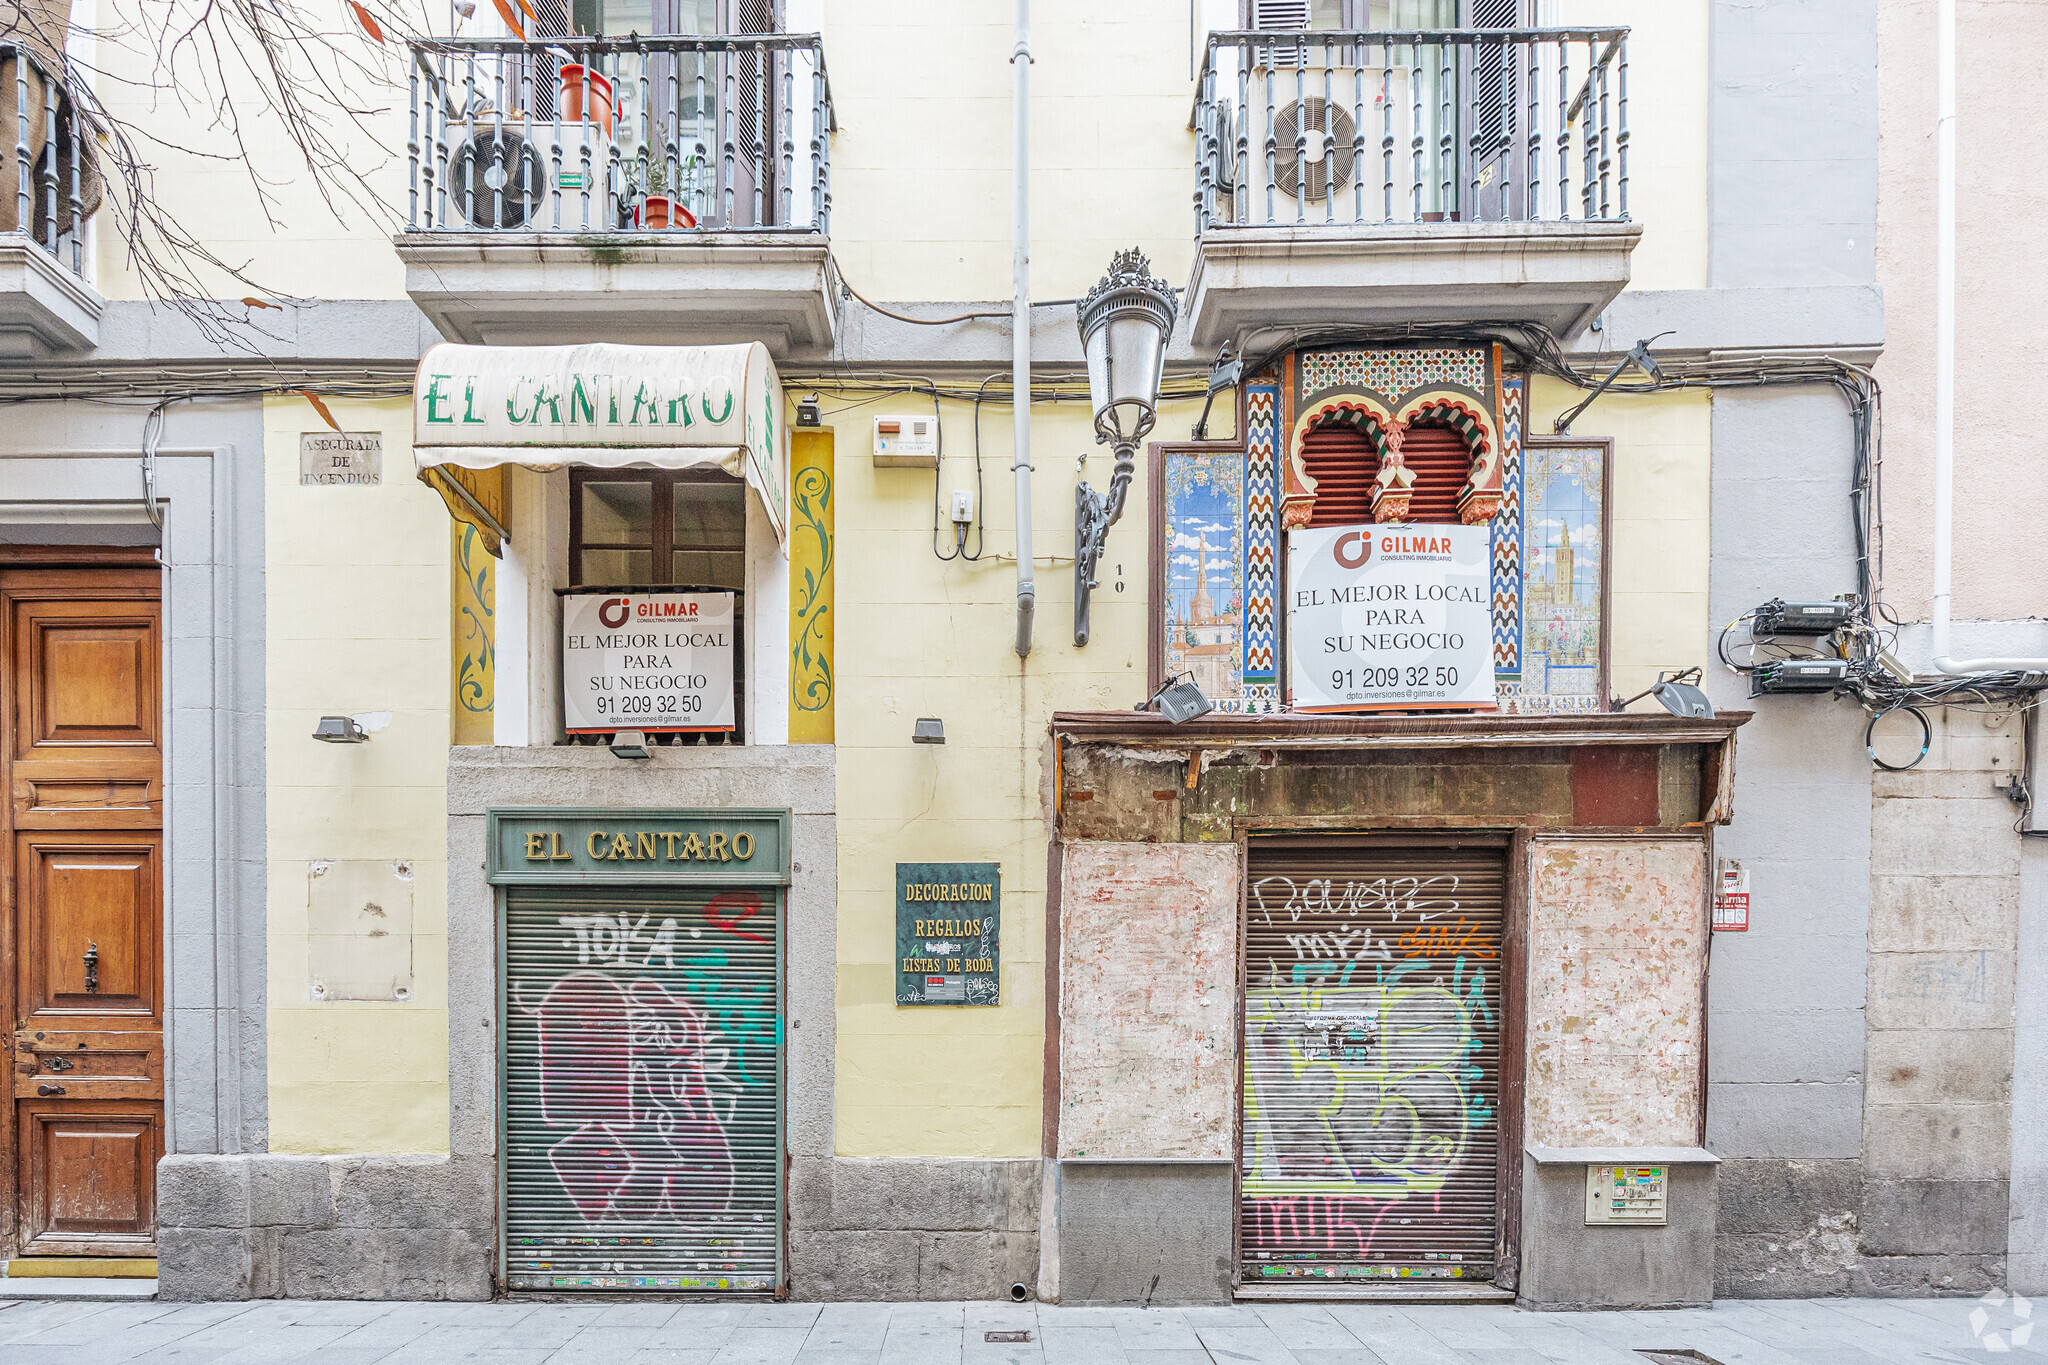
[1,561,164,1258]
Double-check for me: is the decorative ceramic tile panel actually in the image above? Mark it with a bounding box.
[1162,446,1248,709]
[1503,440,1607,714]
[1243,385,1280,688]
[1491,374,1524,681]
[1298,346,1490,401]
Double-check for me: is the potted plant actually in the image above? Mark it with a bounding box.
[636,160,699,230]
[558,63,614,135]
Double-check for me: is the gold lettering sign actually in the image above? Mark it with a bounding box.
[905,883,992,902]
[528,828,758,863]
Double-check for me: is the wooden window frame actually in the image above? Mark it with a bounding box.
[568,467,748,592]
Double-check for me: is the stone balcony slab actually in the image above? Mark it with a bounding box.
[0,239,103,355]
[395,232,837,359]
[1186,221,1643,349]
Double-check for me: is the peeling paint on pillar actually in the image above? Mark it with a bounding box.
[1057,842,1241,1159]
[1526,839,1708,1147]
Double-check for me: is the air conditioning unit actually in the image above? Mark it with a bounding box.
[1237,78,1367,218]
[444,122,549,230]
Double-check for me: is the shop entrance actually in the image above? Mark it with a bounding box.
[0,559,165,1261]
[1239,834,1509,1287]
[490,809,787,1293]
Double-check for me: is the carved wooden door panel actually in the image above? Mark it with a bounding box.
[1,564,164,1258]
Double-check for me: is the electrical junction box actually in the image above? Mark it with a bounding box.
[874,415,939,468]
[1753,599,1855,636]
[1586,1165,1668,1225]
[1751,657,1850,696]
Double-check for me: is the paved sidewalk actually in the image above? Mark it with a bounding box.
[0,1294,2033,1364]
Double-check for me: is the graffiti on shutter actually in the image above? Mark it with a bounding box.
[503,886,781,1292]
[1240,840,1505,1282]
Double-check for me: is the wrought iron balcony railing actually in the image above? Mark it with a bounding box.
[1194,27,1628,233]
[4,42,96,278]
[406,33,832,236]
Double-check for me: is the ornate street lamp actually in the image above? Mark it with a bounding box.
[1073,248,1176,646]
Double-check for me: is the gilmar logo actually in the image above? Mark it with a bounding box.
[597,596,704,629]
[1379,533,1455,556]
[1970,1291,2033,1351]
[1334,531,1374,569]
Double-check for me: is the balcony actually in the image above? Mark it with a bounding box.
[0,43,102,355]
[395,34,837,357]
[1184,27,1641,348]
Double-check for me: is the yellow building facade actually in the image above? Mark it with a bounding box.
[29,0,1990,1310]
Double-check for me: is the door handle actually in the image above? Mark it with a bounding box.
[36,1084,64,1096]
[84,942,98,994]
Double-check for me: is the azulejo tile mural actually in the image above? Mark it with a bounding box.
[1155,351,1601,714]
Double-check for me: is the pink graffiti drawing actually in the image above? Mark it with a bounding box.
[530,970,735,1225]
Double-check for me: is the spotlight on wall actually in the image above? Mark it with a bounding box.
[912,717,946,744]
[1138,672,1214,725]
[609,729,652,760]
[796,393,822,427]
[1552,330,1673,435]
[312,715,369,744]
[1611,666,1716,719]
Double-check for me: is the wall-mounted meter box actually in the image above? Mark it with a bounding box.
[874,415,939,468]
[1585,1165,1668,1225]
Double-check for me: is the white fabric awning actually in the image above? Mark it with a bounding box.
[413,341,789,549]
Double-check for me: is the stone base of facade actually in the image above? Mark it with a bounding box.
[158,1154,1039,1302]
[156,1154,494,1302]
[789,1157,1040,1300]
[1715,1159,2008,1298]
[1045,1160,1233,1306]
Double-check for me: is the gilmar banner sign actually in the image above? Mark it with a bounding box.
[1287,523,1495,712]
[562,591,737,735]
[411,341,788,548]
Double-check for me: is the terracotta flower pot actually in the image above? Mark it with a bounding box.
[641,195,674,229]
[559,65,615,135]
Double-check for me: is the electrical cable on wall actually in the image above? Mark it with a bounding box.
[933,374,1000,564]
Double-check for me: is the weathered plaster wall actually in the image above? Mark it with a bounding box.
[263,394,452,1155]
[1055,843,1240,1161]
[1525,839,1707,1148]
[1710,0,1877,289]
[1705,383,1875,1298]
[1875,0,2048,622]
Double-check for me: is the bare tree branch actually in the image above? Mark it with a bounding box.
[2,0,434,347]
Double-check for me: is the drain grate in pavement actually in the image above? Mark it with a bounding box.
[1638,1352,1724,1365]
[985,1330,1033,1343]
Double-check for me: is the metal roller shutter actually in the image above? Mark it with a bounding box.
[502,884,782,1292]
[1240,836,1506,1284]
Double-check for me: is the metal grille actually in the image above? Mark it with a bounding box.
[1240,837,1505,1284]
[502,884,782,1293]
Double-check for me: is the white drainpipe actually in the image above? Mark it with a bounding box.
[1011,0,1035,658]
[1931,0,2047,674]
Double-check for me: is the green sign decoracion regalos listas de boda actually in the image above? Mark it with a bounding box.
[895,862,1000,1006]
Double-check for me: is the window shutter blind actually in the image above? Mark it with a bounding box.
[1251,0,1311,28]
